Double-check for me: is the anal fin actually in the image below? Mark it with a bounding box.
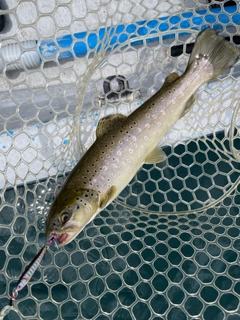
[180,94,195,118]
[145,146,167,164]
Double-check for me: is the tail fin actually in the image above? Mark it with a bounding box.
[188,28,239,80]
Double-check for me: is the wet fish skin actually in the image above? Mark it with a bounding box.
[45,28,238,246]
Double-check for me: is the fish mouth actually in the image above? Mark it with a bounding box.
[56,233,70,246]
[54,230,79,247]
[46,219,82,247]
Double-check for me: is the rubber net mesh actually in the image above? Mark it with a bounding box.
[0,0,240,319]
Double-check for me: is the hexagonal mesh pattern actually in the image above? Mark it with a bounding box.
[0,1,240,319]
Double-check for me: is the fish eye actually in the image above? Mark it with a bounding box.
[61,211,70,223]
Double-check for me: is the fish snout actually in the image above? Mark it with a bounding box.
[45,216,61,238]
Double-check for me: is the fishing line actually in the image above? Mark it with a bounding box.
[0,235,59,320]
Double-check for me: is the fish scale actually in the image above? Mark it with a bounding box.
[45,28,239,246]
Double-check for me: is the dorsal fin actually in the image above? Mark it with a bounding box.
[96,114,126,139]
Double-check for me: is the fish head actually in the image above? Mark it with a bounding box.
[45,189,100,247]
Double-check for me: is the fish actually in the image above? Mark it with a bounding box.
[45,28,238,246]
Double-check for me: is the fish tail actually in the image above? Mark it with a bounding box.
[188,28,239,81]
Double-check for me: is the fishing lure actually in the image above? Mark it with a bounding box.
[10,245,48,303]
[0,235,58,319]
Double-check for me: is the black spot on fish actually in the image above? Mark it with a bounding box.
[85,194,88,197]
[65,198,68,201]
[76,205,80,209]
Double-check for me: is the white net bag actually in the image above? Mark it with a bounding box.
[0,0,240,319]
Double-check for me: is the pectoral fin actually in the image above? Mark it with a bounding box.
[180,94,195,118]
[96,114,126,138]
[145,146,167,164]
[100,186,117,209]
[161,72,179,89]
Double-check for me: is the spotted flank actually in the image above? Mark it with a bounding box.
[45,28,239,246]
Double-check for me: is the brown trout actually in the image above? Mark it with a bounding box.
[45,28,238,246]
